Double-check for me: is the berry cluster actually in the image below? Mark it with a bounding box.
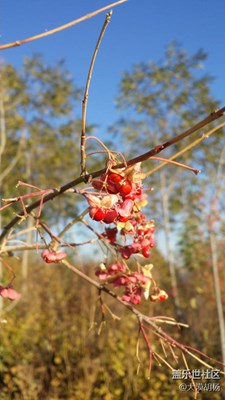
[88,163,145,225]
[40,162,168,306]
[95,262,168,305]
[85,163,168,305]
[87,163,155,259]
[119,214,155,260]
[96,262,151,305]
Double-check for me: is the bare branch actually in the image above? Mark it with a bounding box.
[81,11,112,176]
[0,239,98,255]
[0,93,6,158]
[147,121,225,176]
[0,1,127,51]
[150,156,200,175]
[0,107,224,242]
[124,107,225,167]
[62,258,225,372]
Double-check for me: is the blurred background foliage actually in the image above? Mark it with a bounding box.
[0,43,225,399]
[0,247,224,400]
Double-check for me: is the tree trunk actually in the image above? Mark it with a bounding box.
[209,230,225,368]
[160,171,183,320]
[21,147,33,288]
[0,91,6,313]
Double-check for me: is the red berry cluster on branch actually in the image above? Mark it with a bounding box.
[39,163,168,306]
[85,163,168,305]
[96,263,152,305]
[87,163,155,259]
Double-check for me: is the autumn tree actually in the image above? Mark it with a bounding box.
[0,56,90,221]
[0,56,95,279]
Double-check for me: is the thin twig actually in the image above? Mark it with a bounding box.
[0,1,127,51]
[146,121,225,176]
[152,350,174,371]
[80,216,117,256]
[150,316,189,328]
[80,12,112,175]
[123,107,225,167]
[84,135,116,169]
[159,338,168,359]
[150,156,200,175]
[0,239,98,255]
[152,327,225,373]
[139,319,154,378]
[136,331,142,373]
[58,208,89,238]
[182,352,198,400]
[6,226,36,240]
[102,302,121,320]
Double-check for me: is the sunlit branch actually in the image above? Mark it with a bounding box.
[0,239,98,255]
[182,352,198,399]
[82,134,114,174]
[0,0,127,51]
[150,315,189,328]
[147,121,225,176]
[0,107,224,243]
[148,156,200,175]
[80,216,116,256]
[62,258,225,373]
[81,12,112,176]
[58,208,89,238]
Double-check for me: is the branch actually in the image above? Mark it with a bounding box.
[146,121,225,176]
[62,259,225,372]
[0,239,98,255]
[0,107,224,242]
[150,156,200,175]
[0,0,127,51]
[81,11,112,176]
[124,107,225,167]
[0,93,6,158]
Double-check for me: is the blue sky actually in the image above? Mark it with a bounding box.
[1,0,225,135]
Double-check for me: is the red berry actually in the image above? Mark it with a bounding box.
[90,208,106,221]
[119,180,132,196]
[104,227,117,243]
[124,194,135,200]
[158,290,168,301]
[107,182,120,194]
[108,173,123,183]
[121,246,132,259]
[103,209,117,224]
[142,246,150,258]
[118,215,129,222]
[92,179,104,190]
[136,188,142,196]
[137,229,145,236]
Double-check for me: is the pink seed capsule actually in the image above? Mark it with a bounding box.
[41,250,67,263]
